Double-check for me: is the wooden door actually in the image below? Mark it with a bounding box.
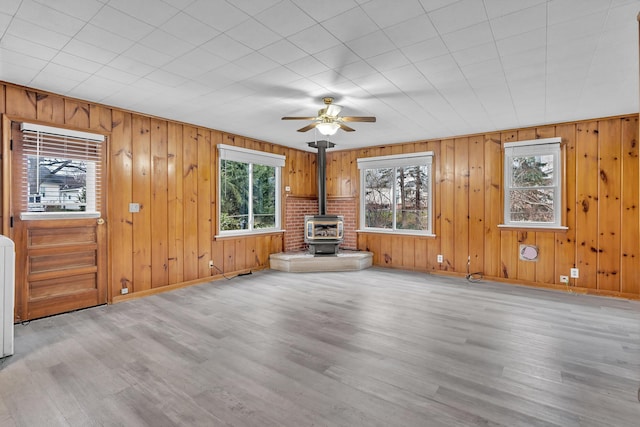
[10,121,107,321]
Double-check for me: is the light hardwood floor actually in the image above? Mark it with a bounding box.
[1,268,639,426]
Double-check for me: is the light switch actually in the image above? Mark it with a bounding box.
[129,203,140,213]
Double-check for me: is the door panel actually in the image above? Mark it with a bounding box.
[10,121,107,321]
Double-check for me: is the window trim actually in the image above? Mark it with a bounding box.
[502,137,566,229]
[216,144,285,237]
[18,122,105,219]
[357,151,434,236]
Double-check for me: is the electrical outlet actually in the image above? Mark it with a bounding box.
[209,260,214,269]
[560,275,569,284]
[570,268,579,279]
[437,254,443,263]
[120,287,129,295]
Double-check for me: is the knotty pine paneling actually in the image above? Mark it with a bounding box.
[132,115,152,293]
[150,119,169,289]
[620,116,640,295]
[0,82,309,303]
[328,114,640,299]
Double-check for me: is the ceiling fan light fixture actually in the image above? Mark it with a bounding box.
[317,121,340,135]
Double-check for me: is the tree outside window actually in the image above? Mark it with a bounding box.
[503,138,563,228]
[218,144,284,235]
[359,152,433,235]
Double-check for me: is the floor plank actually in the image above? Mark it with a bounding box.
[1,268,639,426]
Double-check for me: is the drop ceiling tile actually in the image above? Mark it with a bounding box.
[233,52,279,77]
[489,3,546,41]
[500,46,546,72]
[1,0,22,15]
[382,63,433,92]
[321,7,379,42]
[547,11,608,46]
[307,68,352,87]
[33,0,105,21]
[16,0,84,36]
[185,0,249,32]
[162,12,220,45]
[227,0,281,15]
[62,39,119,64]
[0,47,48,71]
[0,33,59,61]
[260,39,310,66]
[338,60,378,80]
[91,5,154,41]
[347,30,396,58]
[34,63,91,85]
[68,75,127,101]
[163,49,227,79]
[367,49,411,72]
[122,44,173,67]
[292,0,359,22]
[94,65,140,85]
[495,27,545,57]
[386,15,438,50]
[144,69,188,88]
[547,0,610,26]
[285,55,330,78]
[52,52,103,74]
[7,17,71,49]
[313,44,360,69]
[101,55,155,78]
[361,0,427,28]
[107,0,179,26]
[225,19,282,50]
[401,36,449,63]
[256,0,316,38]
[74,24,135,54]
[452,41,498,66]
[139,29,195,58]
[200,34,252,62]
[419,0,462,13]
[29,75,83,95]
[428,0,488,34]
[483,0,546,19]
[242,66,303,89]
[415,53,459,76]
[287,24,342,55]
[0,12,10,33]
[442,21,494,52]
[211,62,257,82]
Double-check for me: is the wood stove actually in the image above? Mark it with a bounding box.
[306,140,343,256]
[304,214,344,255]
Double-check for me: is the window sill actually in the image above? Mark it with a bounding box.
[357,229,436,238]
[215,229,285,240]
[498,224,568,232]
[20,212,101,220]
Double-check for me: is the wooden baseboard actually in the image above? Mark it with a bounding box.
[111,266,263,303]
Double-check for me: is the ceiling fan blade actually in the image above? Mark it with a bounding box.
[339,123,355,132]
[297,123,318,132]
[341,116,376,122]
[282,116,318,120]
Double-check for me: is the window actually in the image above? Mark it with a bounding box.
[357,151,434,235]
[217,144,285,235]
[503,137,564,228]
[19,123,104,217]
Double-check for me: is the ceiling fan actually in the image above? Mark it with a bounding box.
[282,97,376,136]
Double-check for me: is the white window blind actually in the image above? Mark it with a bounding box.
[19,123,105,214]
[218,144,285,167]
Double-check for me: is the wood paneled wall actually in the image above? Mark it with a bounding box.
[327,115,640,299]
[0,82,317,302]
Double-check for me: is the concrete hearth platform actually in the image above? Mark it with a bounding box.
[270,250,373,273]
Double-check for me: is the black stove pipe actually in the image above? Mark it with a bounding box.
[307,140,335,216]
